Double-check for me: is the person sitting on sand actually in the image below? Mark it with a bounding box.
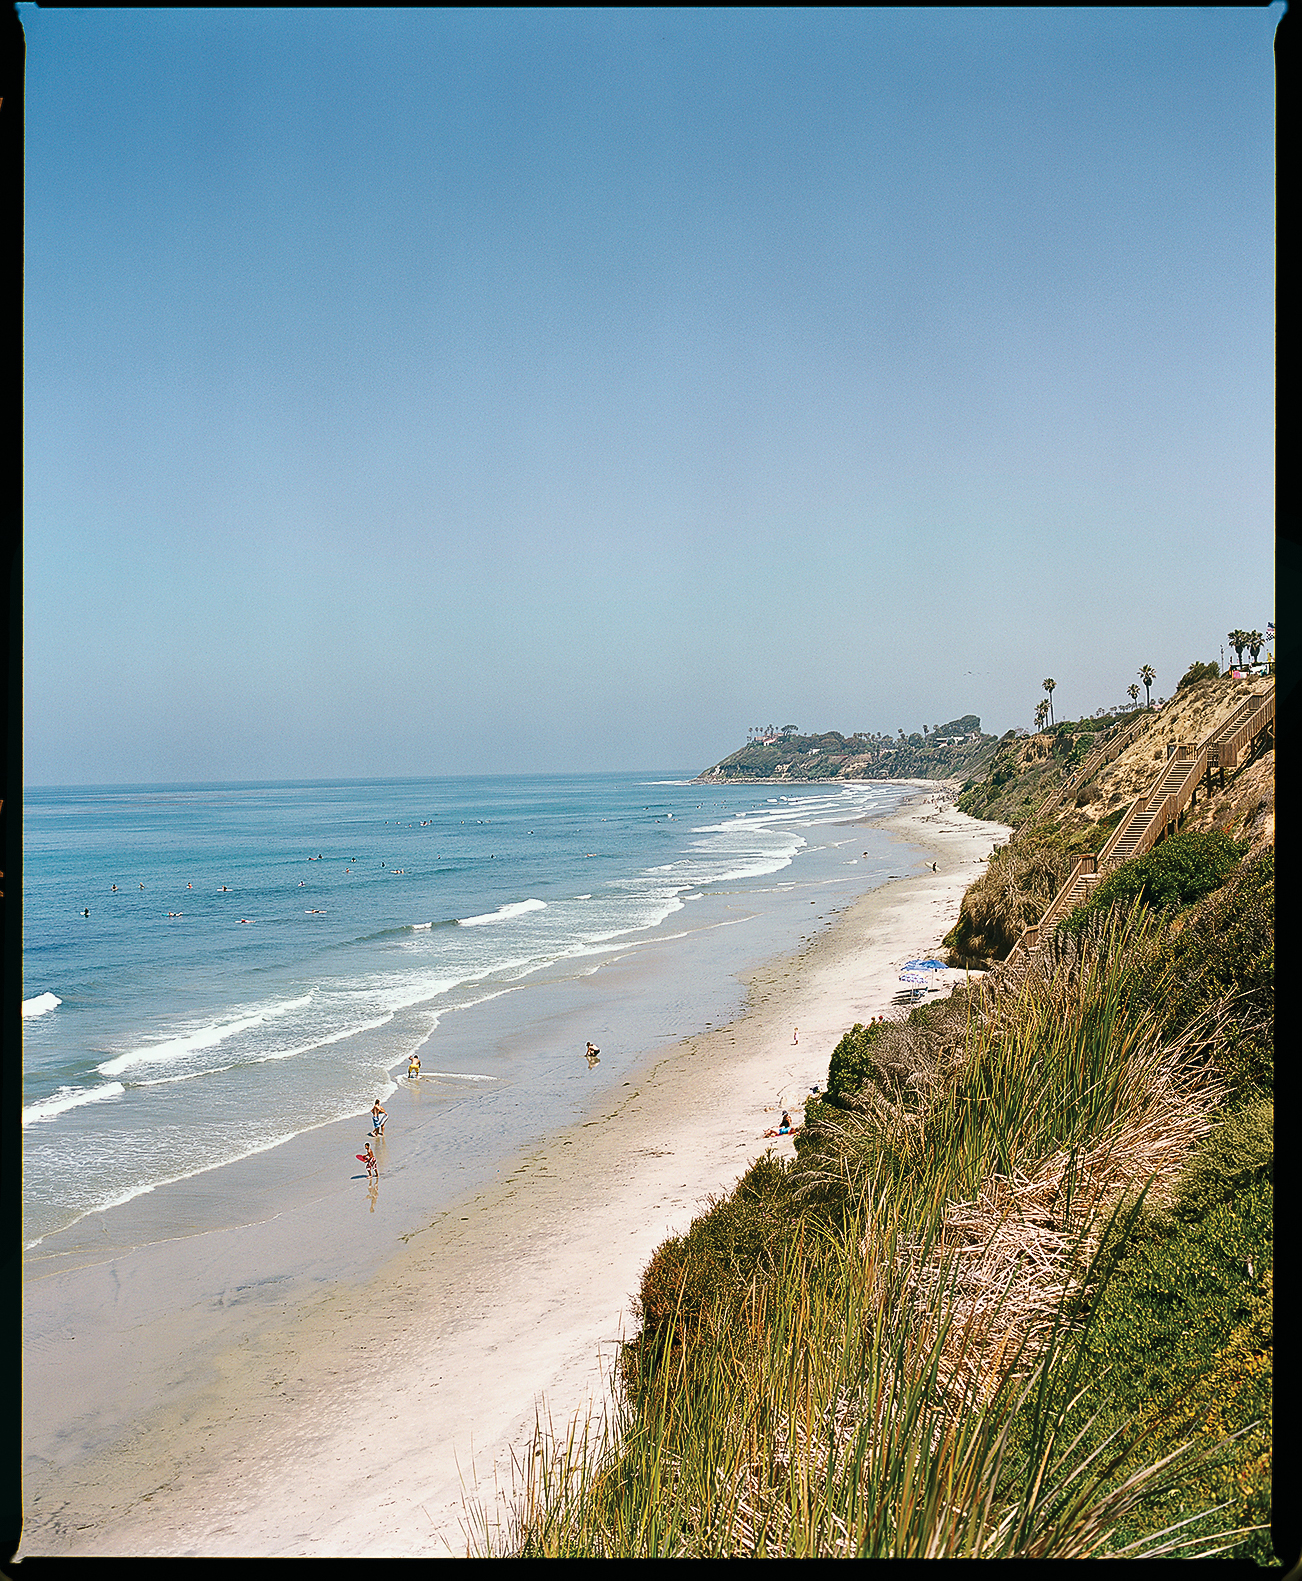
[407,1054,421,1079]
[371,1099,387,1134]
[764,1111,794,1138]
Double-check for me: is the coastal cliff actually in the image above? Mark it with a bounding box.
[492,670,1274,1561]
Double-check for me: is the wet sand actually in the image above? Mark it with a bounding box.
[18,795,1008,1557]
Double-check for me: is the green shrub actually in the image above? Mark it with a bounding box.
[1115,846,1273,1099]
[1066,732,1096,770]
[1068,1175,1273,1562]
[1172,1101,1273,1222]
[826,1021,885,1104]
[1064,828,1244,932]
[1177,659,1221,692]
[630,1152,796,1355]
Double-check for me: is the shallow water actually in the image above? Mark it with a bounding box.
[23,771,921,1248]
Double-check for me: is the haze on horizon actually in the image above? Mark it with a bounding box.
[23,7,1278,787]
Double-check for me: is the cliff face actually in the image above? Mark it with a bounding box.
[957,675,1273,838]
[696,716,998,784]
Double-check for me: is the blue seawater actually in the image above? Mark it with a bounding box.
[23,772,919,1246]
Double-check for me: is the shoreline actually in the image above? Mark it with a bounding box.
[19,793,1009,1558]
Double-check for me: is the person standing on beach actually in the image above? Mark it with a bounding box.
[793,1027,799,1044]
[363,1142,378,1177]
[371,1099,387,1134]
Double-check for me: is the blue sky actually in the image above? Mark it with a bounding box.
[23,7,1279,784]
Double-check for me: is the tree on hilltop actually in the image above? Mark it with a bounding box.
[1139,664,1156,709]
[1228,630,1248,668]
[1042,678,1056,727]
[1247,631,1264,665]
[1128,683,1140,709]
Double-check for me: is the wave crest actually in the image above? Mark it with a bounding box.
[24,1082,124,1126]
[457,898,547,927]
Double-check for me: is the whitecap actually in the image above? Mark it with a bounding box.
[23,1082,124,1126]
[22,992,61,1020]
[457,898,547,927]
[96,993,316,1077]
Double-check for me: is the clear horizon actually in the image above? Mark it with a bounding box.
[23,7,1278,786]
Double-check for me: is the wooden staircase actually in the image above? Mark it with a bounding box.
[1008,683,1273,960]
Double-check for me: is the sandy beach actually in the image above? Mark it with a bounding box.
[19,794,1009,1558]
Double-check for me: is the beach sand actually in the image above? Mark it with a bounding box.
[18,795,1009,1558]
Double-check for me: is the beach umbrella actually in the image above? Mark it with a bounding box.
[903,957,948,971]
[899,971,928,985]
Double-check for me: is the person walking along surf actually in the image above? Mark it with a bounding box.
[371,1099,387,1135]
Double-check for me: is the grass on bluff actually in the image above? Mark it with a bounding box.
[470,854,1273,1558]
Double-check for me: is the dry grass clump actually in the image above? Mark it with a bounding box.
[943,827,1071,964]
[473,1187,1240,1559]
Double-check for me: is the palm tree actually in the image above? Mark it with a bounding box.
[1228,630,1248,668]
[1127,683,1140,709]
[1139,664,1156,709]
[1247,630,1264,665]
[1034,699,1050,732]
[1042,678,1056,727]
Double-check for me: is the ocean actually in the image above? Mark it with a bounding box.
[22,771,923,1250]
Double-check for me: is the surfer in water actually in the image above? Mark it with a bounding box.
[407,1054,421,1079]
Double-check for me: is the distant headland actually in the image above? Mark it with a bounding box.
[695,714,997,784]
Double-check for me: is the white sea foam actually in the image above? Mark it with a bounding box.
[130,1014,401,1085]
[96,993,316,1077]
[22,992,62,1019]
[23,1082,124,1126]
[457,898,547,927]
